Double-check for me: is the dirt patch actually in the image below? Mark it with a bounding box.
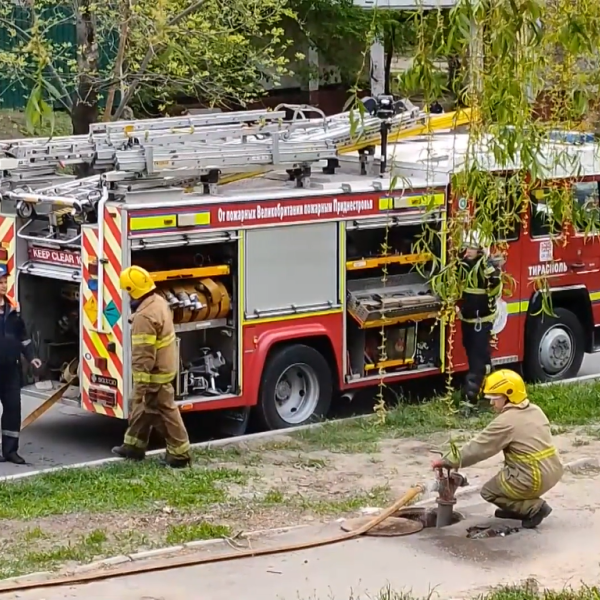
[1,427,598,579]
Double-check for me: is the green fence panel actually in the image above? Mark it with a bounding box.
[0,6,114,111]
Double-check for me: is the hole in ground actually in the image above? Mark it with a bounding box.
[393,506,464,528]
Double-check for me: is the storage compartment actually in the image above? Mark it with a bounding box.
[131,239,239,400]
[344,222,443,380]
[345,223,438,282]
[18,274,80,384]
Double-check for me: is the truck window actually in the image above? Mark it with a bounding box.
[572,181,600,233]
[530,189,561,238]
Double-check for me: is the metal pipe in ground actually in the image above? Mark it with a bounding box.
[435,501,455,528]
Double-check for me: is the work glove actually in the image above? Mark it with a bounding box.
[431,457,455,470]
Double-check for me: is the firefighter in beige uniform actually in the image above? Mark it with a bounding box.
[432,369,563,529]
[112,266,191,468]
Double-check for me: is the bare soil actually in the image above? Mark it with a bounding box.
[3,426,599,563]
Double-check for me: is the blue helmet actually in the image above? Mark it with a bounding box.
[0,264,8,279]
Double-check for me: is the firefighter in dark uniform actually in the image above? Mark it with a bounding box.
[457,232,502,408]
[0,265,42,464]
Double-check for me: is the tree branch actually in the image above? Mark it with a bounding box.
[0,17,73,111]
[112,0,208,120]
[103,0,133,121]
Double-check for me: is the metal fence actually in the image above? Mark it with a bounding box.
[0,6,113,111]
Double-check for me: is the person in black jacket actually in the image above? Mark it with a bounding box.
[457,232,502,408]
[0,265,42,464]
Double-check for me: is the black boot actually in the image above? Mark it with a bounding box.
[1,451,26,465]
[521,502,552,529]
[160,454,191,469]
[111,444,146,461]
[495,508,524,520]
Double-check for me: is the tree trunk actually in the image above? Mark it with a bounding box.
[447,53,462,105]
[72,0,99,174]
[72,0,99,135]
[383,25,395,96]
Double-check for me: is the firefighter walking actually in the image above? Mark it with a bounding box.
[112,265,191,468]
[457,231,502,407]
[432,369,563,529]
[0,265,42,464]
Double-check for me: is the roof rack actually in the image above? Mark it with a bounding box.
[1,99,473,210]
[0,100,427,180]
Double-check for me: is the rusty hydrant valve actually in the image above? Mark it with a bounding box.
[435,470,468,528]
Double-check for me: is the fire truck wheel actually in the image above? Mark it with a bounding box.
[256,344,333,430]
[524,307,584,383]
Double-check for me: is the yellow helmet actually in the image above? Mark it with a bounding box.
[119,266,156,300]
[482,369,527,404]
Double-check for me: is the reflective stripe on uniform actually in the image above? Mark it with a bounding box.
[155,332,176,349]
[464,287,487,295]
[459,312,496,324]
[166,440,191,457]
[132,333,157,346]
[504,446,557,496]
[132,332,176,349]
[1,430,19,438]
[132,370,176,384]
[124,433,148,449]
[498,469,522,499]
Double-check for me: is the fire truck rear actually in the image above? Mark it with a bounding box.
[0,103,596,432]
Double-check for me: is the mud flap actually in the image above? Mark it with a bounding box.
[219,406,251,437]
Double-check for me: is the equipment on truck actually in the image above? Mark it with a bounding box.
[2,96,597,433]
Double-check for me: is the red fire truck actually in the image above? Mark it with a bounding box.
[0,105,595,431]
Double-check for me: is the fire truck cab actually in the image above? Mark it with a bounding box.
[0,105,595,431]
[385,131,600,384]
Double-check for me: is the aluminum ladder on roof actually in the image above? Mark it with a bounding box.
[0,101,428,181]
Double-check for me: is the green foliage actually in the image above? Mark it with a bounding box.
[393,0,600,379]
[0,0,299,130]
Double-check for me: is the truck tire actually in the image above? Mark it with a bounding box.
[255,344,333,431]
[523,307,584,383]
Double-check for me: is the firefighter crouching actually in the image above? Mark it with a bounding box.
[457,231,502,407]
[112,265,192,468]
[0,265,42,464]
[432,369,563,529]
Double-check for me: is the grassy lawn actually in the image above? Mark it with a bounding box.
[1,380,600,579]
[374,585,600,600]
[0,109,72,140]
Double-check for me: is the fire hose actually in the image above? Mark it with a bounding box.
[0,485,426,594]
[21,360,79,431]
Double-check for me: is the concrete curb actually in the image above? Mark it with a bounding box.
[1,454,596,585]
[563,456,599,471]
[0,416,368,484]
[6,371,600,484]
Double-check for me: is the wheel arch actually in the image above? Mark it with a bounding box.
[261,335,340,392]
[525,286,593,352]
[242,319,343,409]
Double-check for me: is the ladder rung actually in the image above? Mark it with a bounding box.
[0,102,471,199]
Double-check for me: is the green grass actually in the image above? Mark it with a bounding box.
[0,109,72,139]
[1,380,598,522]
[369,585,600,600]
[294,380,600,452]
[165,522,232,545]
[258,485,392,515]
[0,378,597,581]
[0,460,246,520]
[0,529,110,579]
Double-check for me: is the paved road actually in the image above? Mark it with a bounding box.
[2,353,599,477]
[1,461,598,599]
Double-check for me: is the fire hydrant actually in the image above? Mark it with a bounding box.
[433,461,469,528]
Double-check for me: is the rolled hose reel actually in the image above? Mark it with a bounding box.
[157,278,231,324]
